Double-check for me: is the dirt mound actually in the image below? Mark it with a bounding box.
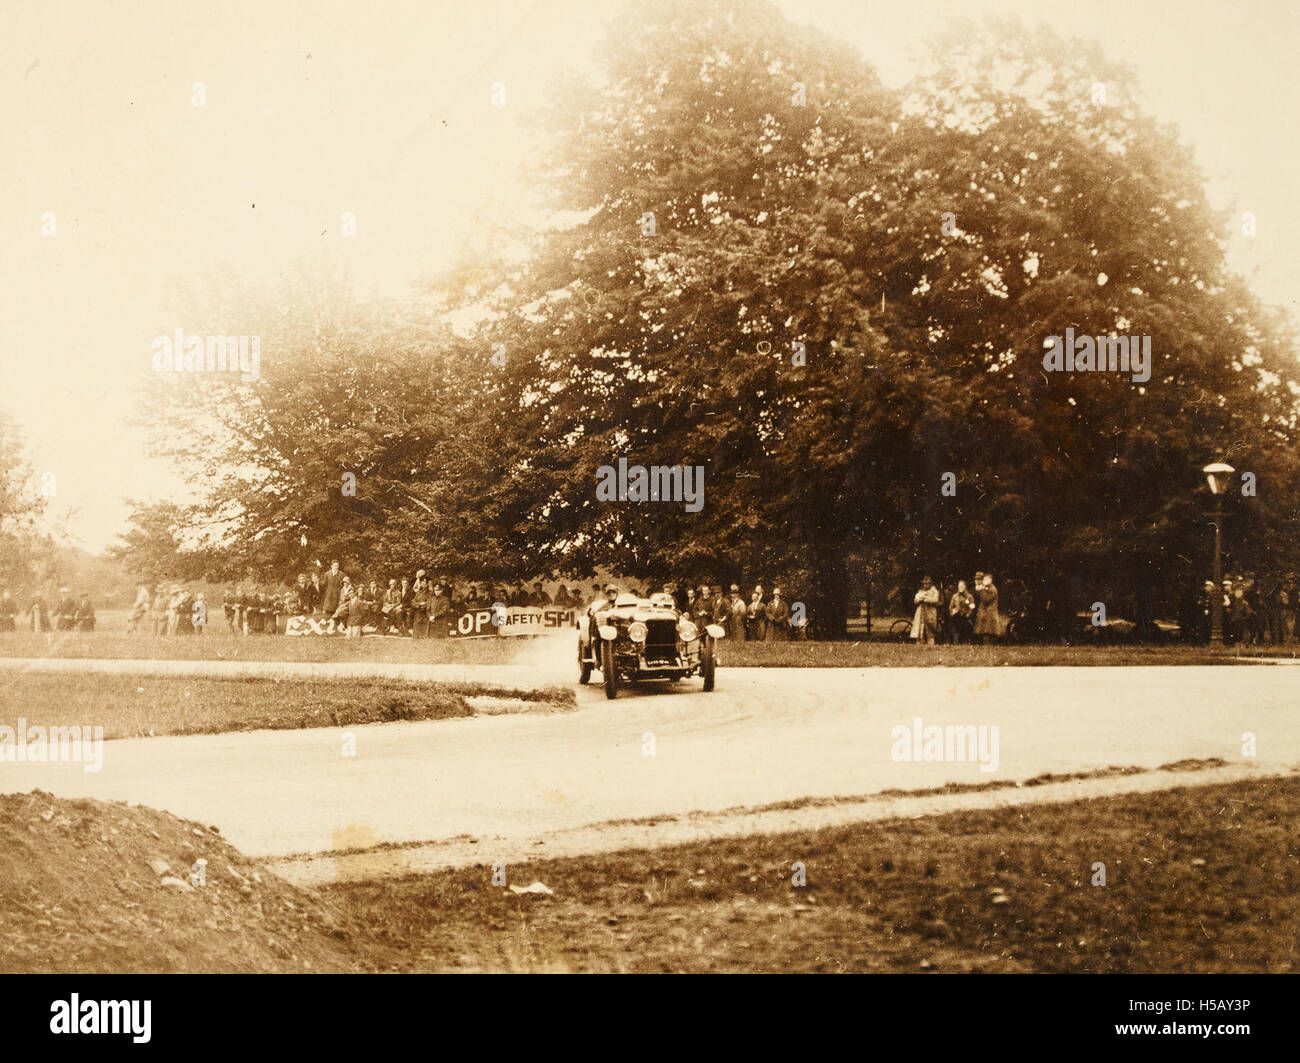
[0,791,365,973]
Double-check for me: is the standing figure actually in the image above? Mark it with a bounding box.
[127,585,150,634]
[948,580,976,644]
[430,582,452,638]
[764,588,789,641]
[973,573,1001,643]
[746,587,767,641]
[321,562,345,619]
[74,594,96,632]
[55,588,77,631]
[728,585,748,642]
[910,576,940,644]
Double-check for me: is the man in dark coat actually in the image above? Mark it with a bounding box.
[55,589,77,631]
[307,571,324,614]
[321,561,345,618]
[295,573,317,615]
[948,580,976,644]
[74,594,95,632]
[746,587,766,641]
[765,588,790,641]
[973,574,1001,642]
[429,582,452,637]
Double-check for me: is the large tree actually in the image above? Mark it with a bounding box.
[480,2,1299,630]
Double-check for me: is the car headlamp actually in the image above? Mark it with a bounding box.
[677,619,698,642]
[627,621,647,643]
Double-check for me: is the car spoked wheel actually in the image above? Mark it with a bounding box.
[601,639,618,699]
[701,638,716,691]
[578,639,592,684]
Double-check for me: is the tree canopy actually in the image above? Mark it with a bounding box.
[130,1,1300,629]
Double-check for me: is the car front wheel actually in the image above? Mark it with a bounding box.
[578,639,592,684]
[602,639,618,699]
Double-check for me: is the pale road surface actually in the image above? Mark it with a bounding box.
[2,655,1296,869]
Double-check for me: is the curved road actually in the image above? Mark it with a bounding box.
[2,655,1296,868]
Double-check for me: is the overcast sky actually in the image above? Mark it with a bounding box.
[2,0,1295,553]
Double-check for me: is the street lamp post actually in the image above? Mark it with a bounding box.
[1203,462,1235,644]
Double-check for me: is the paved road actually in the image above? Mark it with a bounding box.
[3,659,1295,864]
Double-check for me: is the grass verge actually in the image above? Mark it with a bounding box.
[0,673,573,740]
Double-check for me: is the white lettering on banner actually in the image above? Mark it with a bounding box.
[453,607,574,638]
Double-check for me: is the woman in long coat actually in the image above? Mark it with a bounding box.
[910,576,940,644]
[973,574,1001,641]
[729,587,749,642]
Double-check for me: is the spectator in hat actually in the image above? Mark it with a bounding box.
[411,577,431,637]
[321,561,345,619]
[727,585,748,641]
[307,570,324,614]
[765,587,790,641]
[747,587,767,641]
[910,576,940,644]
[1227,585,1253,644]
[711,584,729,631]
[381,579,401,633]
[74,594,95,632]
[344,587,366,637]
[167,585,186,636]
[948,579,976,644]
[973,573,1001,642]
[430,582,452,637]
[682,586,698,625]
[696,584,715,626]
[54,588,77,631]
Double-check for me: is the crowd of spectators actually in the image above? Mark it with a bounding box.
[1186,573,1299,645]
[909,572,1002,644]
[590,580,807,641]
[0,588,96,632]
[96,566,812,640]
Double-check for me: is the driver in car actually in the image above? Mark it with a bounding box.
[589,582,621,616]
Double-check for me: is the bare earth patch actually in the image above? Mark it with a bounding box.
[0,791,364,973]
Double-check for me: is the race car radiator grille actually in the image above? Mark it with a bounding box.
[644,619,679,662]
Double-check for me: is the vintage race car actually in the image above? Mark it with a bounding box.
[578,592,722,699]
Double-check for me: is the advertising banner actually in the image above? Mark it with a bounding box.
[450,605,576,638]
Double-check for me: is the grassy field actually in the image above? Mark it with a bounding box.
[2,613,1296,667]
[0,673,573,740]
[327,775,1300,973]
